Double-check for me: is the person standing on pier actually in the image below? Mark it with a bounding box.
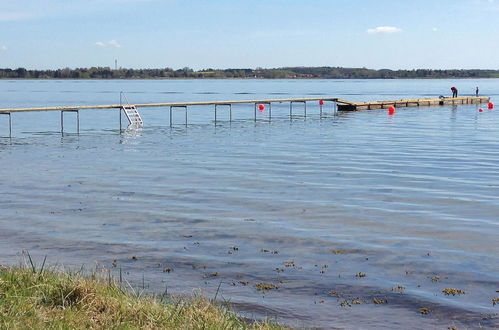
[451,86,458,98]
[476,86,479,97]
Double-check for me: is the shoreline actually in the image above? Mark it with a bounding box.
[0,264,283,329]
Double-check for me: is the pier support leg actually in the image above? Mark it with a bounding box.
[170,106,188,127]
[290,101,307,119]
[214,104,232,124]
[319,101,337,118]
[254,103,272,122]
[0,112,11,138]
[61,109,79,135]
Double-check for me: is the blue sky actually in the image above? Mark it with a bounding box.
[0,0,498,70]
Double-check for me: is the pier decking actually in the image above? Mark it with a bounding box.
[0,97,338,113]
[336,96,490,111]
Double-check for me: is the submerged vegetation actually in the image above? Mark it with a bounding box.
[1,66,499,79]
[0,265,282,329]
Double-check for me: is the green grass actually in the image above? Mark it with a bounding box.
[0,264,283,329]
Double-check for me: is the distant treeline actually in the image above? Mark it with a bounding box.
[1,67,499,79]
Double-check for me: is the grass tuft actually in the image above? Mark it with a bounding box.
[0,265,283,329]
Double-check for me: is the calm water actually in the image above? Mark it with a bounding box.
[1,79,498,329]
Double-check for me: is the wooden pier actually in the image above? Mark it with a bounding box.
[337,96,490,111]
[0,95,492,137]
[0,97,338,113]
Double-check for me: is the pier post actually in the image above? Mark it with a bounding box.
[61,109,79,135]
[320,100,337,117]
[290,101,306,119]
[214,104,232,124]
[0,112,11,138]
[119,91,123,132]
[170,106,188,127]
[254,103,272,122]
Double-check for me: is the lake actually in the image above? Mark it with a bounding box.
[1,79,498,329]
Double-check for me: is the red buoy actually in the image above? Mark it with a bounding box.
[388,106,395,115]
[319,100,324,106]
[479,108,484,112]
[488,102,494,110]
[258,104,265,111]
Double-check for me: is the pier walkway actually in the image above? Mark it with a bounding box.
[336,96,490,111]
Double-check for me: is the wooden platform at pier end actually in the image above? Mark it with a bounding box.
[336,96,490,111]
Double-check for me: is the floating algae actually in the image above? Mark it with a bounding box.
[392,285,405,293]
[254,282,279,292]
[372,298,388,304]
[419,307,431,315]
[442,288,465,296]
[339,300,351,307]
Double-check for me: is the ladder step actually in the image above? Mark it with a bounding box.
[121,104,143,127]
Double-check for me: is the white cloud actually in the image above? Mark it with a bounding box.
[95,40,122,48]
[432,27,438,32]
[367,26,403,34]
[0,45,7,51]
[108,40,122,48]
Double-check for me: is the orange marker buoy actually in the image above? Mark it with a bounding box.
[488,102,494,109]
[258,104,265,111]
[319,100,324,106]
[388,106,395,115]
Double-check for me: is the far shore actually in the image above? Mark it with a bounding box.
[1,66,499,80]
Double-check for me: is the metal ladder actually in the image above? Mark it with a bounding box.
[122,104,143,126]
[120,92,143,127]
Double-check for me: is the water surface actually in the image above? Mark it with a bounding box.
[1,79,498,329]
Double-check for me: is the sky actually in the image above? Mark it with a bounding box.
[0,0,498,70]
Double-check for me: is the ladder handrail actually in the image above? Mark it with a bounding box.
[120,91,133,107]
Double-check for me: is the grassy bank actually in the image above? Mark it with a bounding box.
[0,265,282,329]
